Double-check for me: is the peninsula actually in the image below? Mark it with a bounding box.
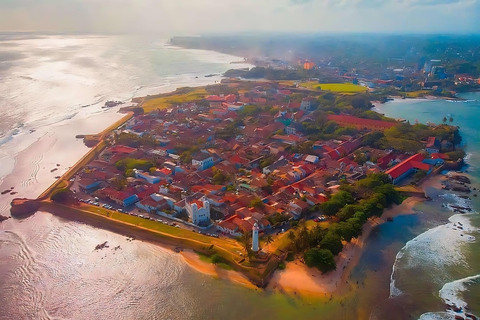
[11,76,465,289]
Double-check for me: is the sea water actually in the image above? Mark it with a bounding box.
[2,33,480,320]
[376,95,480,319]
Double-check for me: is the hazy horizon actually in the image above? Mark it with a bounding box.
[0,0,479,35]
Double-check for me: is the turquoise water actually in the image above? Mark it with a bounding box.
[375,94,480,319]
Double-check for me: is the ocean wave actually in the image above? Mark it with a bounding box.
[446,99,478,103]
[439,274,480,309]
[418,312,455,320]
[389,192,479,297]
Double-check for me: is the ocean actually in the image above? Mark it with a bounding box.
[1,33,479,320]
[372,96,480,320]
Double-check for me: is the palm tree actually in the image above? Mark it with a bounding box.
[287,231,296,241]
[442,116,448,124]
[449,116,454,123]
[265,235,273,246]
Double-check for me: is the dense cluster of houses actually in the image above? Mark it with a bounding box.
[75,82,450,235]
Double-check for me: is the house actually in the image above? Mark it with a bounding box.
[305,155,319,164]
[289,199,309,215]
[136,196,168,213]
[216,215,242,236]
[78,178,101,192]
[134,169,161,184]
[102,188,139,207]
[271,134,306,145]
[425,137,441,154]
[192,152,214,171]
[385,153,432,185]
[263,158,288,174]
[300,97,315,111]
[185,196,211,225]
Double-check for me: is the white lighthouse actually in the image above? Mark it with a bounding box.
[251,223,259,252]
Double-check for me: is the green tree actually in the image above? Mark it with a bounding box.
[211,254,221,265]
[50,188,72,203]
[304,248,336,273]
[180,151,192,164]
[320,231,343,255]
[250,198,264,209]
[265,235,273,246]
[111,176,127,191]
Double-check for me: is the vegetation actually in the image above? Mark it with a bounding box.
[300,82,367,93]
[115,132,156,148]
[115,158,155,174]
[50,188,72,203]
[304,248,336,273]
[140,87,208,112]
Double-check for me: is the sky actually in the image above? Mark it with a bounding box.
[0,0,479,35]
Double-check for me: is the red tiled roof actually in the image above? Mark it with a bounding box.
[225,94,237,103]
[327,115,397,129]
[426,137,439,148]
[288,102,302,109]
[106,145,137,154]
[206,95,225,102]
[272,134,305,142]
[385,153,428,179]
[431,153,449,160]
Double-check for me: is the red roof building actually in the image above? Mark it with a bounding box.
[106,145,137,154]
[385,153,431,185]
[327,115,397,131]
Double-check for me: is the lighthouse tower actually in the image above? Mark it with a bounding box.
[252,223,259,252]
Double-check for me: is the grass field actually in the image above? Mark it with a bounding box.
[404,90,431,98]
[141,87,208,112]
[300,81,368,93]
[80,204,243,255]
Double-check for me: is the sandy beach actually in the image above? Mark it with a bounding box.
[179,249,257,289]
[267,194,428,298]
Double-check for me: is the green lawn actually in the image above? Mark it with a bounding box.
[141,87,208,112]
[300,81,367,93]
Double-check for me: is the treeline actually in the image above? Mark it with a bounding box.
[224,67,321,80]
[362,122,461,153]
[295,173,402,273]
[115,132,157,148]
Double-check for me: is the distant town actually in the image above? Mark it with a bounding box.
[10,64,467,286]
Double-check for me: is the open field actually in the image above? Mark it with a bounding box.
[404,90,431,98]
[141,87,208,112]
[300,82,368,93]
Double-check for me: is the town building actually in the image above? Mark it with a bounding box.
[192,152,214,171]
[327,114,397,131]
[425,137,441,154]
[385,153,432,185]
[185,196,211,225]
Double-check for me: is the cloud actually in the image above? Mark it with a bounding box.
[0,0,478,34]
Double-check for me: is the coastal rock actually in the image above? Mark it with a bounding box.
[451,175,471,184]
[10,198,40,218]
[451,184,471,193]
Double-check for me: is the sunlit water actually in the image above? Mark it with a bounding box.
[2,34,480,320]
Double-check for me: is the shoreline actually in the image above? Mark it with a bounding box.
[179,249,257,289]
[266,194,426,298]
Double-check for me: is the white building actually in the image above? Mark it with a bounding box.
[252,223,259,252]
[134,169,161,184]
[285,125,297,135]
[185,196,211,225]
[192,152,214,171]
[300,97,314,111]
